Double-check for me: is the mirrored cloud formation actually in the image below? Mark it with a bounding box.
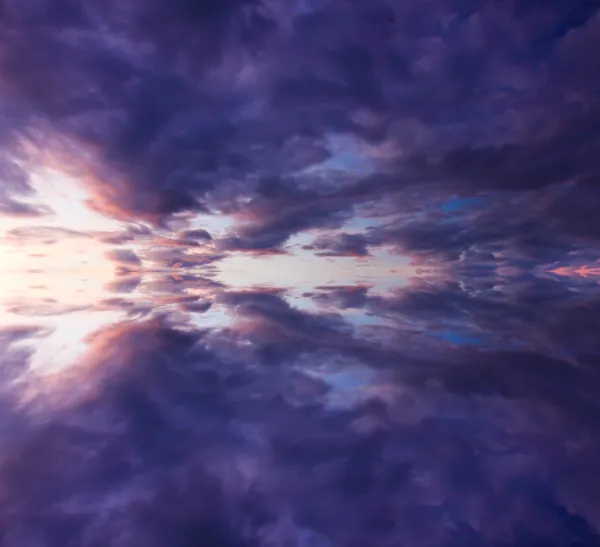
[1,1,600,545]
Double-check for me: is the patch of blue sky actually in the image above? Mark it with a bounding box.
[290,293,322,315]
[433,327,525,351]
[435,328,487,347]
[440,196,484,214]
[187,213,234,237]
[286,232,317,249]
[340,215,382,233]
[186,302,235,329]
[300,133,384,179]
[304,365,378,410]
[318,149,378,177]
[341,310,392,327]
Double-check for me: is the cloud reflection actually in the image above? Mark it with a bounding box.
[1,250,600,545]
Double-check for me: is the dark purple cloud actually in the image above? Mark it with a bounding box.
[312,273,600,369]
[309,232,371,257]
[179,300,213,314]
[216,182,353,252]
[2,283,600,545]
[0,0,597,261]
[177,229,212,242]
[312,285,371,309]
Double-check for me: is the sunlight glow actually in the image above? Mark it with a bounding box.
[215,248,418,294]
[549,265,600,278]
[28,167,124,232]
[0,160,133,392]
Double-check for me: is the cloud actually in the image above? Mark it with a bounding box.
[311,285,371,309]
[310,232,371,257]
[142,246,226,270]
[0,0,596,267]
[2,290,600,545]
[0,324,51,404]
[3,226,91,244]
[104,275,142,294]
[95,224,153,245]
[179,300,213,314]
[0,155,50,218]
[104,248,142,268]
[215,181,353,252]
[4,302,90,317]
[177,229,213,241]
[143,273,224,296]
[1,3,600,542]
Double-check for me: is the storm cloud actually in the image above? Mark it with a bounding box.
[0,0,597,262]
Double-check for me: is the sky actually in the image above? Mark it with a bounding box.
[1,0,600,546]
